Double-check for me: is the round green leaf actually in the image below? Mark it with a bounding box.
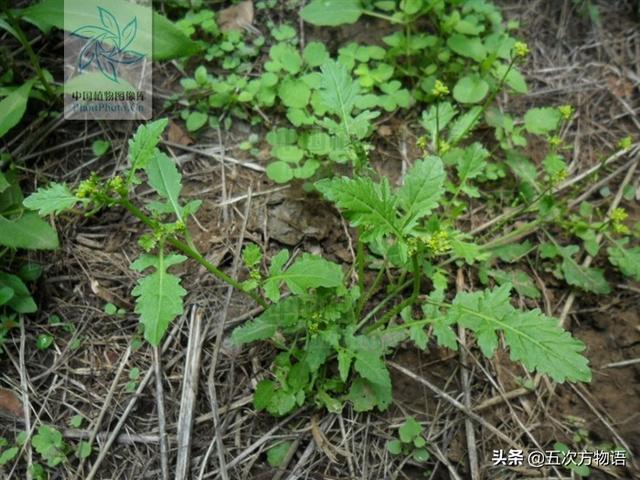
[272,145,304,163]
[301,0,362,26]
[36,334,54,350]
[186,111,208,132]
[453,75,489,104]
[447,34,486,62]
[524,107,561,135]
[91,139,110,157]
[267,161,294,183]
[303,42,330,67]
[294,159,320,179]
[386,439,402,455]
[413,447,430,462]
[306,132,331,155]
[278,78,310,109]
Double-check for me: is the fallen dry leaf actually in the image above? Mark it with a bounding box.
[217,0,254,32]
[168,120,193,146]
[0,387,23,418]
[310,415,351,463]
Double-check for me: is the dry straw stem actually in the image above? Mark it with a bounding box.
[175,306,204,480]
[85,317,186,480]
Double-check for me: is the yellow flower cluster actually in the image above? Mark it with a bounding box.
[75,173,100,198]
[558,105,574,120]
[425,230,451,255]
[549,135,562,148]
[437,140,450,154]
[431,80,449,98]
[513,41,530,59]
[618,136,632,150]
[611,208,630,235]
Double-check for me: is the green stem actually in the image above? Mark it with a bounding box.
[361,10,406,24]
[434,101,440,154]
[450,56,517,149]
[2,6,56,99]
[383,297,449,335]
[117,197,268,308]
[356,234,365,300]
[357,278,412,330]
[357,259,387,316]
[365,253,421,334]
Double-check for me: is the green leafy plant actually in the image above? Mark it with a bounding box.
[32,425,68,468]
[0,170,57,351]
[387,416,430,462]
[25,113,593,416]
[302,0,528,105]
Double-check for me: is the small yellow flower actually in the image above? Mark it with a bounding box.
[416,135,428,151]
[437,140,450,154]
[551,169,568,184]
[611,208,628,223]
[611,208,630,235]
[558,105,574,120]
[424,231,451,256]
[406,237,418,256]
[431,80,449,98]
[618,136,632,150]
[549,135,562,147]
[75,174,99,198]
[513,41,530,59]
[613,223,630,235]
[107,176,125,195]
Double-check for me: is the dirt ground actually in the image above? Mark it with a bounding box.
[1,0,639,479]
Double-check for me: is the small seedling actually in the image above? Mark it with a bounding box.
[387,417,430,462]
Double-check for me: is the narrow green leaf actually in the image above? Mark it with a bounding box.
[22,0,200,60]
[456,143,488,184]
[0,272,37,313]
[0,213,59,250]
[0,79,34,139]
[146,152,184,219]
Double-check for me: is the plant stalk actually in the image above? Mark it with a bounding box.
[2,5,56,99]
[117,197,268,308]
